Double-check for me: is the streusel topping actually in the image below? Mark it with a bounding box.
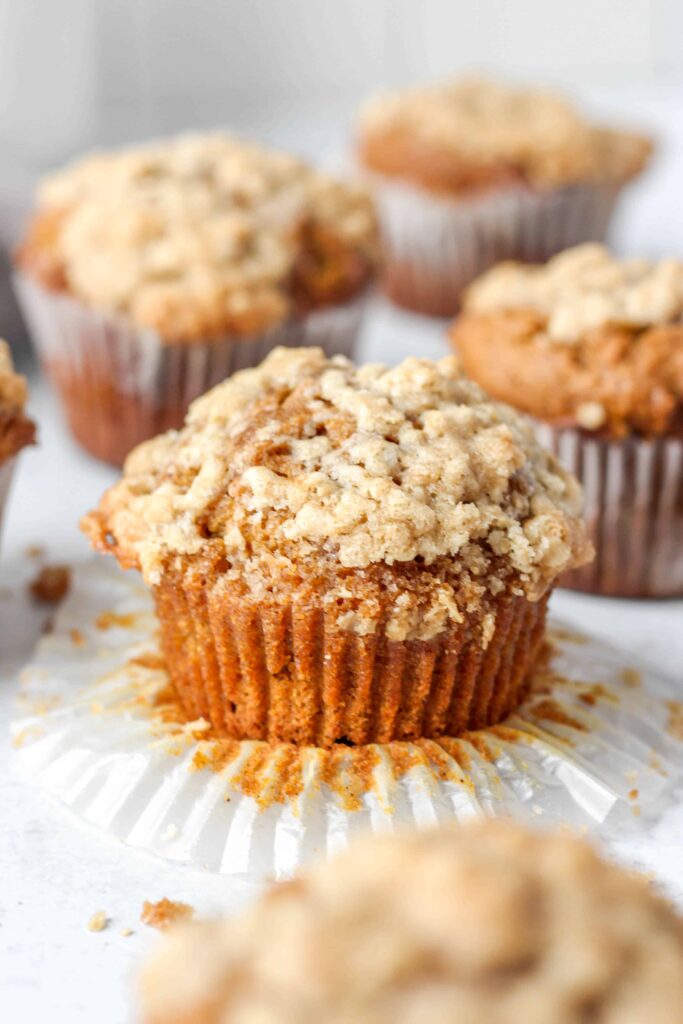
[83,347,589,607]
[0,340,28,414]
[359,77,651,190]
[140,821,683,1024]
[465,245,683,343]
[24,133,379,340]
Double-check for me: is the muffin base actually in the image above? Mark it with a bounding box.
[536,424,683,597]
[14,272,368,466]
[153,566,549,746]
[369,176,620,317]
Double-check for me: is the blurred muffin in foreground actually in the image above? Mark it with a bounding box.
[357,75,651,316]
[0,340,35,543]
[452,244,683,596]
[82,346,590,745]
[15,133,380,465]
[140,820,683,1024]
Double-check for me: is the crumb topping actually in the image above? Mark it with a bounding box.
[139,821,683,1024]
[465,245,683,343]
[359,77,651,191]
[83,348,590,631]
[0,340,35,462]
[0,340,28,413]
[20,133,379,340]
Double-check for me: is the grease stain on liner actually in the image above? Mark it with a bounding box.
[12,561,683,879]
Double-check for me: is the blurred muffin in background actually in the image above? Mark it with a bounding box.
[451,244,683,597]
[14,133,380,465]
[82,346,590,745]
[0,339,35,541]
[140,820,683,1024]
[357,75,651,317]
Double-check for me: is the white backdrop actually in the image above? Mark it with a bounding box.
[0,0,676,165]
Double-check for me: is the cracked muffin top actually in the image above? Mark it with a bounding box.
[139,820,683,1024]
[83,348,590,639]
[358,76,651,196]
[16,133,380,342]
[0,341,35,463]
[452,245,683,436]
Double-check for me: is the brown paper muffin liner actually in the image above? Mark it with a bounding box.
[535,423,683,597]
[152,565,549,747]
[13,271,368,466]
[368,176,621,317]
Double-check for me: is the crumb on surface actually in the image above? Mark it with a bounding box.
[69,628,85,647]
[25,543,45,559]
[29,564,71,604]
[87,910,109,932]
[141,898,194,931]
[120,927,134,937]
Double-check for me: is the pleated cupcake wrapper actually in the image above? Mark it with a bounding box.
[13,271,367,465]
[368,175,621,316]
[12,560,683,879]
[535,423,683,597]
[0,456,16,540]
[155,569,548,746]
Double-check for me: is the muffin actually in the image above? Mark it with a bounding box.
[14,133,380,465]
[0,340,35,539]
[452,244,683,597]
[357,76,651,317]
[140,820,683,1024]
[82,347,590,745]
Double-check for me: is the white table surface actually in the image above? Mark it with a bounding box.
[2,85,683,1022]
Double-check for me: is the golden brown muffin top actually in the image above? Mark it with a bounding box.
[82,347,590,631]
[453,246,683,436]
[0,340,35,463]
[139,820,683,1024]
[17,133,379,341]
[358,76,651,194]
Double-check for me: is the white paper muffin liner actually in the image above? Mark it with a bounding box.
[369,175,620,316]
[12,560,683,880]
[13,271,368,465]
[535,423,683,597]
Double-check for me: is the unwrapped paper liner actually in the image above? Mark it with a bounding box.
[12,560,683,879]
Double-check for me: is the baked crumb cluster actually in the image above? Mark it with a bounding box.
[466,245,683,343]
[140,821,683,1024]
[19,134,379,341]
[84,348,589,639]
[0,340,34,463]
[359,77,651,191]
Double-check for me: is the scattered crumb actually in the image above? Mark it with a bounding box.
[25,543,45,559]
[666,701,683,741]
[629,788,639,800]
[29,564,71,604]
[95,610,137,631]
[160,823,180,842]
[141,898,194,931]
[69,628,85,647]
[619,667,642,689]
[120,927,134,937]
[87,910,109,932]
